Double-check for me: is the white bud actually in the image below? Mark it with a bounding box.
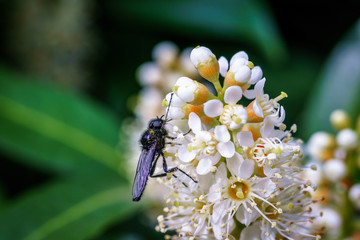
[336,128,358,150]
[174,77,197,102]
[152,41,179,67]
[330,109,351,130]
[137,63,161,85]
[190,46,215,67]
[230,51,249,65]
[349,184,360,209]
[323,158,346,182]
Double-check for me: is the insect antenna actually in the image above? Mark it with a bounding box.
[162,92,174,127]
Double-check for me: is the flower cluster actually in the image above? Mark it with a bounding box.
[305,109,360,239]
[156,46,322,239]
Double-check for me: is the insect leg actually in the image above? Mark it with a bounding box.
[149,153,162,176]
[183,129,192,136]
[160,152,198,184]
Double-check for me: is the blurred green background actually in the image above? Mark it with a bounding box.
[0,0,359,239]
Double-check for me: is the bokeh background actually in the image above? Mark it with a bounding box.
[0,0,359,239]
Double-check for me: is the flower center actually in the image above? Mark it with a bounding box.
[228,181,249,201]
[219,105,247,130]
[188,133,217,156]
[256,92,287,118]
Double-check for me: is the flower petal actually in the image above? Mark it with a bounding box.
[253,98,264,118]
[218,56,229,77]
[204,99,223,117]
[237,131,255,147]
[248,66,263,85]
[168,106,185,120]
[188,112,202,133]
[224,86,243,105]
[212,201,227,224]
[214,125,230,142]
[165,92,185,107]
[196,158,212,175]
[178,144,197,163]
[253,178,276,197]
[243,89,256,99]
[217,141,235,158]
[230,51,249,65]
[236,206,260,227]
[254,78,266,96]
[210,152,221,165]
[226,152,243,176]
[234,66,251,83]
[239,221,262,240]
[239,159,254,180]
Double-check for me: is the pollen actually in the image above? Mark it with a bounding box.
[228,181,250,201]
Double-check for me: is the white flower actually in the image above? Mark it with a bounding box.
[313,207,342,239]
[225,51,263,86]
[156,189,214,239]
[208,160,278,237]
[323,158,346,182]
[336,128,358,150]
[179,112,235,175]
[203,87,247,130]
[349,184,360,209]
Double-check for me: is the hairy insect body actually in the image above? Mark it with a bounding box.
[140,123,166,151]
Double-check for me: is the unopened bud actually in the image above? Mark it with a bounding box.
[190,46,219,83]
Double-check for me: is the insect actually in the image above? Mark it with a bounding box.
[132,93,197,201]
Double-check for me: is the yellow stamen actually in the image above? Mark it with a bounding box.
[247,61,254,69]
[274,91,288,102]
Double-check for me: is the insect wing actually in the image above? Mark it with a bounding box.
[132,143,156,201]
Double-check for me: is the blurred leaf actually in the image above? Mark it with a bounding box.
[263,52,321,128]
[301,19,360,139]
[0,170,137,240]
[0,67,123,175]
[113,0,287,63]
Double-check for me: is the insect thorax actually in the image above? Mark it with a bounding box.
[140,128,167,150]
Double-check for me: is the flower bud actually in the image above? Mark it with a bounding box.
[323,158,346,182]
[152,41,179,68]
[307,132,336,161]
[349,184,360,209]
[330,109,351,131]
[336,128,358,150]
[190,46,219,82]
[173,77,212,105]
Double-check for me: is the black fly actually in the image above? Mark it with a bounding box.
[132,93,197,201]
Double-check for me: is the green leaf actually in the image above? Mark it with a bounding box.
[0,170,138,240]
[112,0,287,62]
[0,67,123,174]
[300,19,360,139]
